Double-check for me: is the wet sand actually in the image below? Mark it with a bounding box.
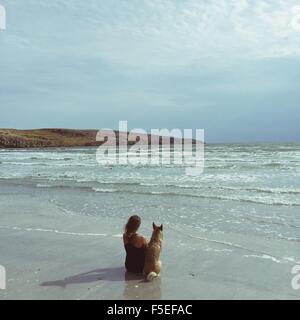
[0,182,299,300]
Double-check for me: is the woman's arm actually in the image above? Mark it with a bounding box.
[123,233,129,247]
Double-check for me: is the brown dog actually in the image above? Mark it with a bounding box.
[143,223,163,281]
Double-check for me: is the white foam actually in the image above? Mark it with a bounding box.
[243,254,281,264]
[36,184,54,188]
[0,225,107,237]
[92,188,117,193]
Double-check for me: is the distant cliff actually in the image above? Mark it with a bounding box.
[0,129,196,148]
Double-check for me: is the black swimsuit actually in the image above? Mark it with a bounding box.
[125,234,146,273]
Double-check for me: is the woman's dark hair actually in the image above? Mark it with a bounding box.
[125,215,141,235]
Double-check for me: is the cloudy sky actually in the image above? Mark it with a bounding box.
[0,0,300,142]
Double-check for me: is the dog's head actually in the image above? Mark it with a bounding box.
[151,222,163,241]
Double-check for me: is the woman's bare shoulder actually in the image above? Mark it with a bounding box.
[135,234,148,246]
[123,233,148,247]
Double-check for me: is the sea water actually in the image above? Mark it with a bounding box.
[0,143,300,256]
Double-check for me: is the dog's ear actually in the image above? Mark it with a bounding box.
[159,224,163,231]
[153,222,156,229]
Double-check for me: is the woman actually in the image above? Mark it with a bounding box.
[123,215,148,273]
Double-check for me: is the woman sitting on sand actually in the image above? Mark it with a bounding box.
[123,215,148,273]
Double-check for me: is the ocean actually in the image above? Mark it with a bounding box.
[1,143,300,242]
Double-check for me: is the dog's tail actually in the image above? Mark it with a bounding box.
[146,271,158,281]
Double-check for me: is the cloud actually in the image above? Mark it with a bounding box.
[1,1,300,142]
[2,0,300,68]
[91,0,300,65]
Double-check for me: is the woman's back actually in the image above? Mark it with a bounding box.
[123,233,147,273]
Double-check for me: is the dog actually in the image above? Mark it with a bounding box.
[143,223,163,281]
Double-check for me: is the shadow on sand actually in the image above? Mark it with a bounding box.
[40,266,132,288]
[40,266,162,299]
[40,267,148,287]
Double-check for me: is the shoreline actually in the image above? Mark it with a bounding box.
[0,180,299,300]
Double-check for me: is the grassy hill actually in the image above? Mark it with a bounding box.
[0,129,100,148]
[0,129,194,148]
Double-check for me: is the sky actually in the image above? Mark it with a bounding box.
[0,0,300,143]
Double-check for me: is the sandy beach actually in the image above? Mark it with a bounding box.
[0,180,299,300]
